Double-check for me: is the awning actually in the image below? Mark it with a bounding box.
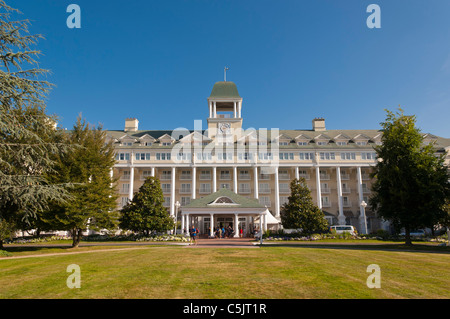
[264,209,281,224]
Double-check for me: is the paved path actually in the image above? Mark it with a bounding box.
[186,237,258,248]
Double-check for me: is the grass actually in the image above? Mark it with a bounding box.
[0,243,449,299]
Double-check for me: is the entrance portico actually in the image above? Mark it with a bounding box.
[181,188,276,238]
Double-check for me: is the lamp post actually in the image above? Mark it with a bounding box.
[174,201,180,235]
[360,200,368,235]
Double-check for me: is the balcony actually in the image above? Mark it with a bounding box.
[299,173,310,180]
[321,201,331,208]
[362,187,371,194]
[340,174,350,180]
[362,174,371,180]
[321,187,331,194]
[342,187,351,194]
[343,200,352,207]
[320,174,330,180]
[279,174,290,181]
[238,188,251,194]
[239,174,251,180]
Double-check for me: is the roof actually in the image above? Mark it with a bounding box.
[183,188,265,209]
[209,81,241,98]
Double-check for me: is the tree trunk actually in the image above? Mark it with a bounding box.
[404,225,412,246]
[72,229,82,248]
[0,239,3,250]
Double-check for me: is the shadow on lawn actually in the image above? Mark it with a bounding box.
[259,242,450,255]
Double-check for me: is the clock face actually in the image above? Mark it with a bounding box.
[219,122,231,134]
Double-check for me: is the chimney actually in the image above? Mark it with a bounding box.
[312,118,326,131]
[125,118,139,132]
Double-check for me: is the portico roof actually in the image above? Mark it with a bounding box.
[184,188,265,209]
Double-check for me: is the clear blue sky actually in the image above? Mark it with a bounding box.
[10,0,450,137]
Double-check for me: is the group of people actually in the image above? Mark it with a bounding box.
[213,225,235,239]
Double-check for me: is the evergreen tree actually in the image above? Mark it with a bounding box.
[42,116,119,247]
[370,108,450,245]
[281,178,329,235]
[120,176,175,236]
[0,1,71,248]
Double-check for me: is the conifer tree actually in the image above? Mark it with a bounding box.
[42,116,119,247]
[0,1,71,247]
[120,176,175,236]
[281,178,329,235]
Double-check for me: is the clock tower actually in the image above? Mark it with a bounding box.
[207,80,243,141]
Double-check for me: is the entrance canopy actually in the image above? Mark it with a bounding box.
[181,188,274,237]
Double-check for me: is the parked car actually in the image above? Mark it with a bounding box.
[330,225,357,235]
[399,229,426,237]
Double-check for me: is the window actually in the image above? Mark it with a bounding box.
[161,183,171,193]
[317,141,328,146]
[135,153,151,161]
[162,142,172,146]
[160,170,171,180]
[239,183,250,194]
[279,183,290,193]
[217,152,233,161]
[319,152,335,160]
[200,183,211,194]
[180,170,191,180]
[279,141,289,146]
[121,171,130,180]
[321,196,330,207]
[258,152,273,160]
[163,197,170,207]
[259,183,271,194]
[156,153,171,160]
[299,169,310,179]
[279,153,294,160]
[121,197,129,207]
[340,152,356,160]
[220,170,231,180]
[200,170,211,180]
[177,152,192,161]
[219,183,230,190]
[336,141,347,146]
[180,183,191,194]
[280,196,289,205]
[239,170,250,180]
[297,141,308,146]
[279,170,290,180]
[238,152,253,161]
[121,183,130,193]
[356,141,367,146]
[196,152,212,161]
[361,152,377,160]
[116,153,130,161]
[299,152,314,160]
[141,170,152,180]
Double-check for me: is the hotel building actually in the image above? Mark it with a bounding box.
[106,81,450,236]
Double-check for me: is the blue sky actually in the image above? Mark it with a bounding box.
[10,0,450,137]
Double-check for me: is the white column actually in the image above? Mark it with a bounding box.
[234,213,239,238]
[233,166,238,194]
[212,167,217,193]
[254,166,259,199]
[213,101,217,118]
[315,166,322,209]
[151,167,155,177]
[295,167,299,180]
[210,213,214,237]
[192,166,196,200]
[263,213,267,232]
[170,167,176,216]
[186,214,190,232]
[110,168,114,188]
[233,102,237,118]
[181,213,185,235]
[238,101,241,118]
[357,166,368,234]
[128,167,134,201]
[209,101,212,118]
[336,166,345,224]
[274,167,280,217]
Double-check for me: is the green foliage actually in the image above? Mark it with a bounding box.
[280,178,329,235]
[370,108,450,244]
[119,177,175,235]
[41,116,119,247]
[0,1,73,247]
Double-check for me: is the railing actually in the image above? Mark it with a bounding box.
[342,187,351,194]
[343,201,352,207]
[321,187,331,194]
[279,174,290,180]
[299,174,310,180]
[239,174,251,180]
[320,174,330,180]
[340,174,350,180]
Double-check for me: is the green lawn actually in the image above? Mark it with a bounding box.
[0,244,449,299]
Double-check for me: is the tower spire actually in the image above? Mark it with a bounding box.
[224,66,229,82]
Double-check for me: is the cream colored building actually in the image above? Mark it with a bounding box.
[106,81,450,235]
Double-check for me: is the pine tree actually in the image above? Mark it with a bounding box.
[120,176,175,236]
[42,116,119,247]
[370,108,450,245]
[0,1,71,248]
[280,178,329,235]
